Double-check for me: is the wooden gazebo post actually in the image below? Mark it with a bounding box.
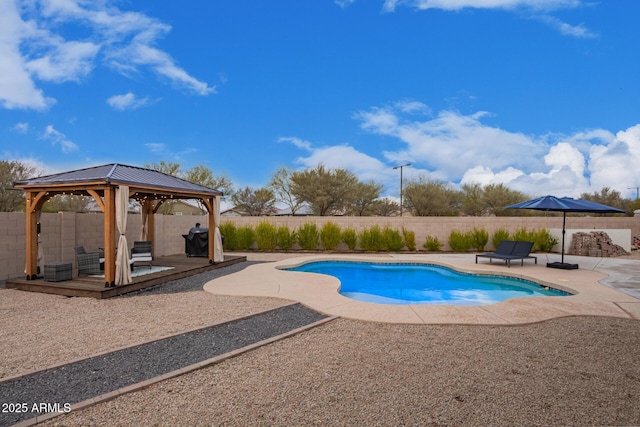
[24,190,47,279]
[103,185,116,287]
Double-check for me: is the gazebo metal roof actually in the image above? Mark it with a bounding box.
[14,163,223,197]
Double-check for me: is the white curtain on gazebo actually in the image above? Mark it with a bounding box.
[140,199,148,241]
[115,185,132,285]
[213,196,224,262]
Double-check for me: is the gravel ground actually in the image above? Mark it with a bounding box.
[0,259,290,380]
[40,316,640,427]
[0,304,327,427]
[2,251,640,426]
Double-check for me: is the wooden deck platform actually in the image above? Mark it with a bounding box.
[5,254,247,299]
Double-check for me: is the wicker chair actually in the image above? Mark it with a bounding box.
[74,246,103,276]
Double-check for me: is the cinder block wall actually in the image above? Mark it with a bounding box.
[223,215,640,252]
[1,212,638,281]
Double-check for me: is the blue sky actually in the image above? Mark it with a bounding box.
[2,0,640,201]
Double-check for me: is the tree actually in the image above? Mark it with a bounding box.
[483,183,528,216]
[372,197,400,216]
[144,160,181,177]
[144,162,232,194]
[184,164,234,196]
[231,186,275,216]
[290,164,359,216]
[0,160,38,212]
[348,180,384,216]
[460,183,484,216]
[144,161,234,214]
[42,195,91,213]
[580,187,631,215]
[403,177,458,216]
[268,167,304,215]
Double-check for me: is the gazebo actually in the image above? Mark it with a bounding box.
[14,164,224,287]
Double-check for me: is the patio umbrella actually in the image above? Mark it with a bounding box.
[506,195,625,270]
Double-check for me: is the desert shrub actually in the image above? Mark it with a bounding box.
[297,222,319,250]
[491,228,510,250]
[382,227,404,252]
[533,228,559,252]
[359,225,384,251]
[341,228,358,250]
[255,221,278,251]
[512,227,536,244]
[423,235,443,251]
[235,225,255,250]
[448,230,473,252]
[219,221,237,250]
[276,226,296,251]
[470,227,489,252]
[320,221,342,251]
[402,228,417,251]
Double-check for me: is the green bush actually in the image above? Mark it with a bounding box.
[382,227,404,252]
[448,230,473,252]
[341,228,357,250]
[359,225,385,251]
[235,225,255,250]
[423,235,443,251]
[402,228,416,251]
[491,228,510,250]
[255,221,278,251]
[219,221,237,250]
[470,227,489,252]
[533,228,559,252]
[320,221,342,251]
[276,226,296,251]
[297,222,319,250]
[511,227,535,243]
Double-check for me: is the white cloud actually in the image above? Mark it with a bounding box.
[357,105,546,180]
[107,92,149,110]
[0,0,214,111]
[537,15,598,39]
[43,125,78,153]
[589,124,640,195]
[298,145,394,183]
[461,165,524,186]
[381,0,593,39]
[13,122,29,133]
[383,0,581,12]
[25,39,100,82]
[281,101,640,199]
[0,1,56,110]
[281,135,438,201]
[335,0,357,8]
[145,143,166,153]
[279,137,314,151]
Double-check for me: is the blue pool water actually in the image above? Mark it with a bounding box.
[284,261,571,306]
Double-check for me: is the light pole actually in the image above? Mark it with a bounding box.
[628,187,640,200]
[393,163,411,217]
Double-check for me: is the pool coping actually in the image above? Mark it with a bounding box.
[203,254,640,325]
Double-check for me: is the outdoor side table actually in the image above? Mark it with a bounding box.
[44,262,72,282]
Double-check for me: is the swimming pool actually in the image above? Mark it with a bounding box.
[284,261,571,306]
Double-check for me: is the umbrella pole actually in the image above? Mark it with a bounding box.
[561,212,566,263]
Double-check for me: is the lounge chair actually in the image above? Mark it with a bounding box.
[475,240,537,267]
[74,246,104,276]
[130,241,153,269]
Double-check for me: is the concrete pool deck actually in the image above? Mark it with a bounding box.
[203,253,640,325]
